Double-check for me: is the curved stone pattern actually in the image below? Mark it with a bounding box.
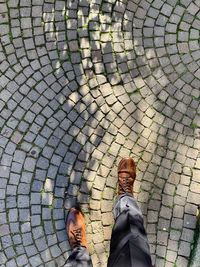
[0,0,200,266]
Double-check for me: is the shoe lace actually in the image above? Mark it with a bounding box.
[120,175,131,193]
[71,228,82,246]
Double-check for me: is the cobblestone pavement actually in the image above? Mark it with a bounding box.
[0,0,200,266]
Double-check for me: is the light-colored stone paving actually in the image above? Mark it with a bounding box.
[0,0,200,266]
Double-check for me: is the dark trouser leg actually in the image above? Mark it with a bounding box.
[107,194,152,267]
[64,246,93,267]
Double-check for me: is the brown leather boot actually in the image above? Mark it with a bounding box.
[66,208,87,249]
[118,157,136,195]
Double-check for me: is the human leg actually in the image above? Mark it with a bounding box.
[65,208,93,267]
[65,246,92,267]
[108,194,152,267]
[107,158,152,267]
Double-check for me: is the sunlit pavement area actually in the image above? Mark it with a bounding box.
[0,0,200,266]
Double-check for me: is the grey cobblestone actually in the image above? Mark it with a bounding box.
[178,241,191,257]
[0,1,199,266]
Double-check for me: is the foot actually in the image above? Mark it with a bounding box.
[66,208,87,249]
[118,157,136,195]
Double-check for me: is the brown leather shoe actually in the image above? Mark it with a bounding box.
[66,208,87,249]
[118,157,136,195]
